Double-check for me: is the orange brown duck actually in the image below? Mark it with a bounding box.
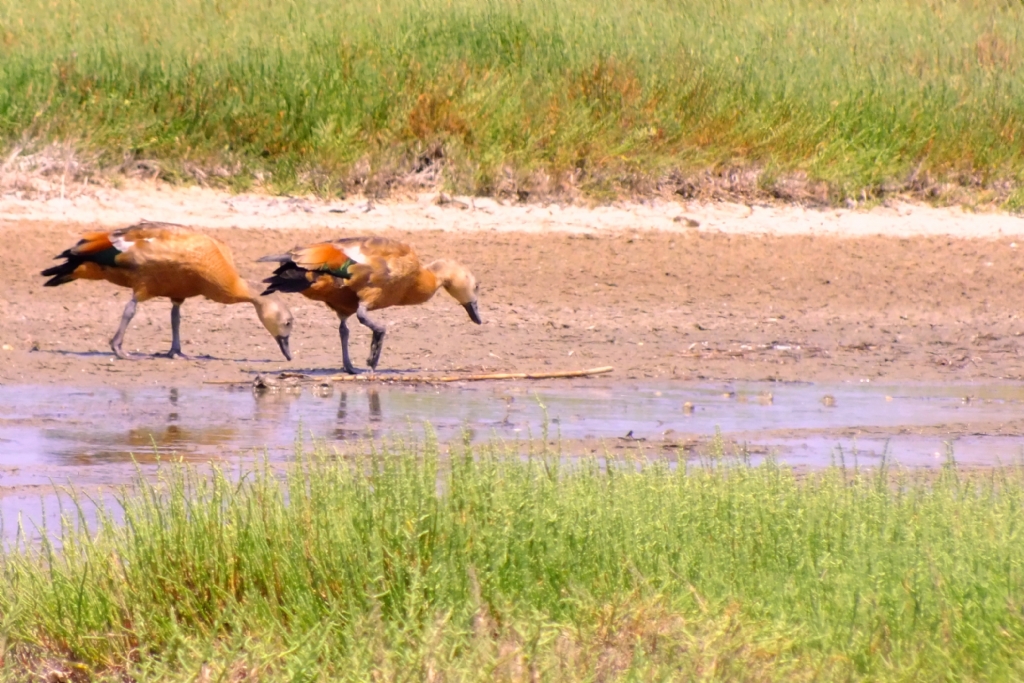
[41,222,294,360]
[260,236,481,373]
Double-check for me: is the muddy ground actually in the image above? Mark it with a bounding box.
[3,216,1024,386]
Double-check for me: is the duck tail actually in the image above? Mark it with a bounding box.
[40,257,83,287]
[262,262,314,295]
[257,253,293,264]
[41,232,121,286]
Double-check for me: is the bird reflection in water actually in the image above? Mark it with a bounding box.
[50,386,238,465]
[368,389,382,422]
[168,387,179,423]
[57,428,236,466]
[333,389,383,440]
[121,423,236,462]
[251,379,303,423]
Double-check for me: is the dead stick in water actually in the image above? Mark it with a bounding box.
[203,374,310,385]
[328,366,614,383]
[204,366,614,385]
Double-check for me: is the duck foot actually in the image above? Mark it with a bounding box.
[156,349,192,360]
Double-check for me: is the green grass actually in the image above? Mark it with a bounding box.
[1,0,1024,202]
[2,439,1024,681]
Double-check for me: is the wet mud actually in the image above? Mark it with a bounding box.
[5,220,1024,385]
[4,217,1024,540]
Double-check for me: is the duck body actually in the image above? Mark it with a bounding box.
[42,222,294,360]
[261,236,481,373]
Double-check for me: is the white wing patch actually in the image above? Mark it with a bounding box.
[341,245,368,264]
[112,235,136,252]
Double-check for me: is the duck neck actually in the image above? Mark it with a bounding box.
[221,278,261,305]
[405,266,443,305]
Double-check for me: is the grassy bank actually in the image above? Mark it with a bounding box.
[1,0,1024,204]
[1,441,1024,681]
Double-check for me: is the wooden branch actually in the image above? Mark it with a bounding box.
[205,366,613,386]
[328,366,614,383]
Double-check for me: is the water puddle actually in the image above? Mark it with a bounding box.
[3,378,1023,467]
[2,379,1023,541]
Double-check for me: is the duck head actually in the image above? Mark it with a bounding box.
[429,260,482,324]
[252,293,295,360]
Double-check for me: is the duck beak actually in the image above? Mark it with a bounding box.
[463,301,482,324]
[276,335,292,361]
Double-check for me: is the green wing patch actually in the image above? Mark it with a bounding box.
[320,258,354,280]
[91,247,122,268]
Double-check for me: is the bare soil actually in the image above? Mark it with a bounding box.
[4,202,1024,386]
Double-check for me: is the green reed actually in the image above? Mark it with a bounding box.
[1,437,1023,681]
[1,0,1024,202]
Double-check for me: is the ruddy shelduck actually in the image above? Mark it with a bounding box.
[41,222,294,360]
[260,236,481,373]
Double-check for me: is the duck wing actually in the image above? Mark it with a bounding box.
[335,237,422,281]
[259,241,355,295]
[41,223,179,285]
[260,237,419,297]
[268,237,407,278]
[105,223,214,269]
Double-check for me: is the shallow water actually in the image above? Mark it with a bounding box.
[3,378,1024,542]
[3,379,1023,467]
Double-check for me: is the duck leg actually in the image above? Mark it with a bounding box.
[338,316,359,374]
[356,303,386,369]
[110,293,139,360]
[158,299,191,360]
